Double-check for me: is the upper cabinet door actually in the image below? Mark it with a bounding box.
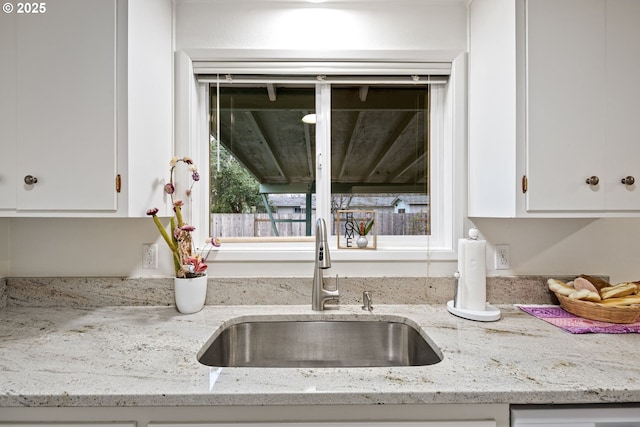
[604,0,640,210]
[468,0,640,217]
[15,0,117,211]
[525,0,607,212]
[0,9,17,209]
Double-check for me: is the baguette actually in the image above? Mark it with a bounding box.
[597,295,640,306]
[568,288,601,302]
[548,278,574,296]
[600,282,638,300]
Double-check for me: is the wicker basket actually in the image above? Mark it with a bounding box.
[555,293,640,324]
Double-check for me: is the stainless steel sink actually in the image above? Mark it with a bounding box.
[197,319,442,368]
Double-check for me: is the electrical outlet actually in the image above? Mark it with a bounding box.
[142,243,158,269]
[495,244,510,270]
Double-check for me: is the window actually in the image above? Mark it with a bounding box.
[191,60,460,259]
[210,82,317,239]
[329,84,430,240]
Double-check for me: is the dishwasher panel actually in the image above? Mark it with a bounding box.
[512,406,640,427]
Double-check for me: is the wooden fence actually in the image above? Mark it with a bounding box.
[211,212,429,238]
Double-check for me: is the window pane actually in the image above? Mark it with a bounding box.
[330,86,430,239]
[210,83,317,238]
[209,80,431,242]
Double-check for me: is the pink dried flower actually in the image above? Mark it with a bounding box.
[181,225,196,232]
[192,171,200,182]
[146,208,159,216]
[173,200,184,208]
[164,183,175,194]
[187,256,208,273]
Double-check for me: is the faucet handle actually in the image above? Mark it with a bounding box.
[362,291,373,311]
[324,274,340,298]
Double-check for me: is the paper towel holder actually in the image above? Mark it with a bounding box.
[446,227,501,322]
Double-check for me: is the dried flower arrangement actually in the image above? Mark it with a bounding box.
[147,156,220,278]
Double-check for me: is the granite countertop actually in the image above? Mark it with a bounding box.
[1,303,639,408]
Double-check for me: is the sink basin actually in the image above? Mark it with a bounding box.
[197,319,442,368]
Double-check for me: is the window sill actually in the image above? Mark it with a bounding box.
[204,242,456,263]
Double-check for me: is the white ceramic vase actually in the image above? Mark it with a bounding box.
[356,236,368,248]
[174,274,208,314]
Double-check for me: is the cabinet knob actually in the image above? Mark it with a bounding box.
[585,176,599,186]
[24,175,38,185]
[621,176,635,185]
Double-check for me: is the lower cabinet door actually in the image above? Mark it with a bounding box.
[0,424,135,427]
[151,422,496,427]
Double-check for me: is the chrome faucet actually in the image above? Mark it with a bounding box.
[312,218,339,310]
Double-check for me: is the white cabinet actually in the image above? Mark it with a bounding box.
[0,3,18,209]
[468,0,640,217]
[602,0,640,211]
[0,0,172,217]
[154,423,496,427]
[525,0,606,212]
[15,0,118,212]
[0,424,134,427]
[0,404,510,427]
[525,0,640,213]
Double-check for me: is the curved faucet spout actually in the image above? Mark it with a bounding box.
[315,217,331,269]
[312,218,339,310]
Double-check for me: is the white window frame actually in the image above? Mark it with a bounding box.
[178,53,466,266]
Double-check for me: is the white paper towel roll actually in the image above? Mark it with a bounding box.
[457,236,486,311]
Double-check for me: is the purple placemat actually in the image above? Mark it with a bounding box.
[517,305,640,334]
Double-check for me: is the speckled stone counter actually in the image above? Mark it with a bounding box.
[1,303,638,408]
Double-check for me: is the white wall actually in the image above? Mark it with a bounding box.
[473,218,640,283]
[7,218,174,277]
[175,0,467,55]
[5,216,640,283]
[3,1,640,283]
